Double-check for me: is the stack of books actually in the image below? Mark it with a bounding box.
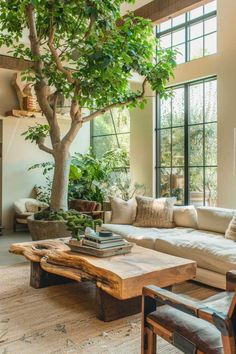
[82,231,126,249]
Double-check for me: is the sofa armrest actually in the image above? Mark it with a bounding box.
[226,271,236,291]
[103,211,112,224]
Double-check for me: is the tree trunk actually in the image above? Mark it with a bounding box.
[50,144,71,211]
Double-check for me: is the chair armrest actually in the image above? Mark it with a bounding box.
[143,285,201,317]
[143,285,225,325]
[226,271,236,291]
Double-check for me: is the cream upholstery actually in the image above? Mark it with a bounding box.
[197,206,236,233]
[103,205,236,290]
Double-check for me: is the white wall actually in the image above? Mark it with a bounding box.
[0,69,90,229]
[129,0,236,208]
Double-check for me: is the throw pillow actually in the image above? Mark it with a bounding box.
[173,205,198,229]
[133,196,175,228]
[109,196,137,225]
[225,216,236,240]
[25,200,40,213]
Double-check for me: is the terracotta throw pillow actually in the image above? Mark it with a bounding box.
[225,216,236,241]
[110,196,137,225]
[133,196,175,228]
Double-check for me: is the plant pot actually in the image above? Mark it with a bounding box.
[27,215,71,241]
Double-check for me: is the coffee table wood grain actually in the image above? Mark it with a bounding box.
[10,238,196,321]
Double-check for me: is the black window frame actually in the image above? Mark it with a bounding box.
[156,76,217,206]
[156,3,217,64]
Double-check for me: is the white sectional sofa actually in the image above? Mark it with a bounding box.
[103,206,236,289]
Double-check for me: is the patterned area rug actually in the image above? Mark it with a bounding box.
[0,263,216,354]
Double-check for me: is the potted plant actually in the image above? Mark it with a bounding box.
[0,1,176,239]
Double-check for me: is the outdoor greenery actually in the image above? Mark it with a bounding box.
[91,107,130,157]
[0,0,177,214]
[30,148,145,204]
[159,78,217,206]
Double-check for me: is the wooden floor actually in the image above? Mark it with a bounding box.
[0,263,219,354]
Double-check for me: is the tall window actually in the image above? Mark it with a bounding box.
[91,108,130,157]
[156,77,217,206]
[156,0,217,64]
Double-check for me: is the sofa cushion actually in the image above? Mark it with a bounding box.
[197,207,236,234]
[109,196,137,225]
[154,229,236,275]
[174,205,198,229]
[102,224,194,250]
[133,196,175,228]
[14,198,36,214]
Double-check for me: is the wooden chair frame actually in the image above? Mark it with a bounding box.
[142,271,236,354]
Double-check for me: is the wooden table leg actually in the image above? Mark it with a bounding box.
[96,287,142,322]
[30,262,72,289]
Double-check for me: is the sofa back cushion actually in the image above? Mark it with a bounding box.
[173,205,198,229]
[197,206,236,234]
[109,196,137,225]
[133,196,175,228]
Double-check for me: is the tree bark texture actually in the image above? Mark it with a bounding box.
[50,145,71,211]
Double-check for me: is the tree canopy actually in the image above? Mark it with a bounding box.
[0,0,176,116]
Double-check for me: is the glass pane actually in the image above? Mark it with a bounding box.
[204,1,217,14]
[160,33,171,49]
[204,17,217,34]
[172,28,185,45]
[189,167,204,206]
[189,125,203,166]
[204,32,217,55]
[172,87,184,126]
[160,19,172,32]
[172,128,184,166]
[172,14,186,26]
[189,83,203,124]
[205,123,217,165]
[173,44,186,64]
[190,22,203,40]
[112,108,130,133]
[189,37,204,60]
[92,135,118,157]
[205,80,217,122]
[93,112,114,135]
[160,129,171,166]
[171,168,184,205]
[117,133,130,152]
[160,97,171,128]
[189,6,203,20]
[205,167,217,206]
[160,168,171,197]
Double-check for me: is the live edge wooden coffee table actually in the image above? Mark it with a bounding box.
[10,238,196,322]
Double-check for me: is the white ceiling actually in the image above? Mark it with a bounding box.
[121,0,153,15]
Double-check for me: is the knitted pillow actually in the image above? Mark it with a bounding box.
[225,216,236,241]
[133,196,175,228]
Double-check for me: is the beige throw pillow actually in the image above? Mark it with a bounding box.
[173,205,198,229]
[110,197,137,225]
[225,216,236,241]
[133,196,175,228]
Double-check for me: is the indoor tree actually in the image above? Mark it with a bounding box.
[0,0,176,211]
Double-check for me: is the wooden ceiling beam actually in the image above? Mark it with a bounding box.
[134,0,212,23]
[0,54,32,71]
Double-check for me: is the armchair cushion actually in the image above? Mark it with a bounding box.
[148,306,223,354]
[69,199,97,213]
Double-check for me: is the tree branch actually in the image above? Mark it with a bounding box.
[38,138,54,155]
[82,77,148,123]
[26,4,61,146]
[48,26,75,84]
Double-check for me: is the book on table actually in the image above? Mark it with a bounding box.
[82,238,126,249]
